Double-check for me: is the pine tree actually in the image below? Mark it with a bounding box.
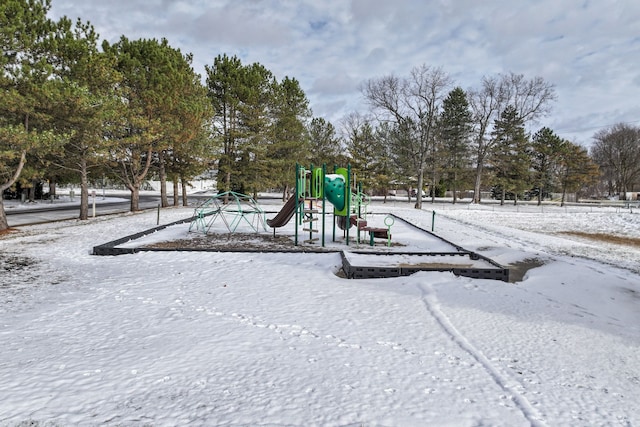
[437,87,473,203]
[530,127,564,205]
[306,117,344,168]
[490,105,531,205]
[0,0,63,230]
[267,76,310,198]
[343,114,382,192]
[205,54,245,195]
[102,37,196,211]
[46,16,120,219]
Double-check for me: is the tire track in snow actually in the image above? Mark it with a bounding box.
[418,281,546,427]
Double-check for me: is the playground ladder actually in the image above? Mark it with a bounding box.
[302,197,320,243]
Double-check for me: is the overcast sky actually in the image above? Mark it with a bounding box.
[48,0,640,146]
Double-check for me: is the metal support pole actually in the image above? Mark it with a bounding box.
[295,163,300,246]
[346,164,351,246]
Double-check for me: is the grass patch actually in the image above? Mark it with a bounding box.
[559,231,640,248]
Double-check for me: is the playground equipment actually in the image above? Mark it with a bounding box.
[362,215,394,247]
[268,164,387,247]
[189,191,267,234]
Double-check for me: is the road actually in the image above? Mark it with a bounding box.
[4,191,291,228]
[5,195,164,227]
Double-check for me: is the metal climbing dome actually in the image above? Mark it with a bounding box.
[189,191,267,234]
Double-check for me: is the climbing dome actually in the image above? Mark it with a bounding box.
[189,191,267,234]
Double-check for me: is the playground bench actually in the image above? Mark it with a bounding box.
[363,226,391,246]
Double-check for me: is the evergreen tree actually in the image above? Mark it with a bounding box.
[267,76,310,198]
[102,37,192,211]
[530,127,564,205]
[163,74,213,207]
[343,113,381,191]
[437,87,473,203]
[154,51,212,208]
[47,16,120,219]
[205,54,245,195]
[490,105,531,205]
[206,55,277,197]
[306,117,344,168]
[0,0,63,230]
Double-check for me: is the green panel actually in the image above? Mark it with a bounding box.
[312,167,323,198]
[325,167,348,215]
[296,165,306,196]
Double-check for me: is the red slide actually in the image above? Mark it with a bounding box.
[266,197,301,228]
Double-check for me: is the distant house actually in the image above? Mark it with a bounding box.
[621,192,639,200]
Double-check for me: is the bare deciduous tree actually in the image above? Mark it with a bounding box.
[362,65,451,209]
[591,123,640,199]
[468,72,556,203]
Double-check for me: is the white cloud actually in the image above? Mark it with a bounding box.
[48,0,640,146]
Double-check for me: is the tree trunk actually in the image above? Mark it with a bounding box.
[0,150,27,231]
[537,188,542,206]
[181,179,188,206]
[130,185,140,211]
[501,188,505,206]
[159,151,169,208]
[224,171,231,204]
[0,199,8,231]
[79,159,89,220]
[49,181,56,200]
[431,167,436,204]
[472,163,483,203]
[28,182,35,202]
[414,168,424,209]
[173,178,179,206]
[452,171,458,204]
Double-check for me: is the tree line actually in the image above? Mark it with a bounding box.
[2,0,638,231]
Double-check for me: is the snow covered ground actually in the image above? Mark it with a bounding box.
[0,200,639,426]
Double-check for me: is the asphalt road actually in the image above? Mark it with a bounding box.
[5,195,164,227]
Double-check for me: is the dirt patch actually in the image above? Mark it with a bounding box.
[146,232,314,251]
[143,231,404,252]
[558,231,640,248]
[0,228,19,238]
[508,258,546,283]
[0,253,35,274]
[0,252,46,300]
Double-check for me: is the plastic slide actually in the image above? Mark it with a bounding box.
[336,214,367,231]
[266,197,301,228]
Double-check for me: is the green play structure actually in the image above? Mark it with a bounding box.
[187,165,391,247]
[189,191,267,234]
[268,163,390,247]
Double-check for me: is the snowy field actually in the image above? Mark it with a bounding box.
[1,200,639,426]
